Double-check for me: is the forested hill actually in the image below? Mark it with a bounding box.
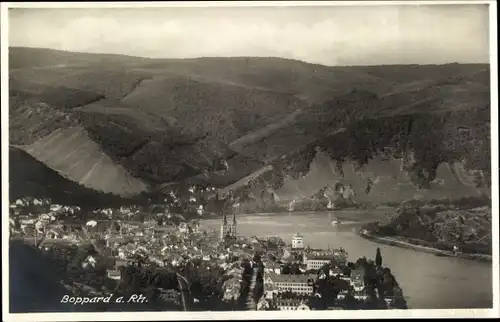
[9,47,491,205]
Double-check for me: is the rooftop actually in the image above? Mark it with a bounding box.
[108,269,121,277]
[276,298,306,305]
[153,227,176,232]
[307,254,333,261]
[307,248,331,252]
[266,274,314,284]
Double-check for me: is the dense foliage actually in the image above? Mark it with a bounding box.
[273,108,490,191]
[10,48,490,196]
[370,196,492,255]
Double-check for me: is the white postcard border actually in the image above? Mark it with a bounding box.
[1,1,498,320]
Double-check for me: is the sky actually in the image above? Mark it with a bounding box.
[8,4,491,66]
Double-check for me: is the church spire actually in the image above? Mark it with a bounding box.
[217,191,227,225]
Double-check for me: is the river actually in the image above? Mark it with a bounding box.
[200,209,493,309]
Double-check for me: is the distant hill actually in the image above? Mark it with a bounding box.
[8,47,491,205]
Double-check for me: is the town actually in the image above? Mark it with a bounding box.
[9,189,407,311]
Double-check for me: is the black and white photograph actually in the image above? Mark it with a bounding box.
[2,1,498,320]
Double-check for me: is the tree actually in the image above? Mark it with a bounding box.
[375,247,382,267]
[290,262,301,275]
[281,264,291,275]
[355,257,368,268]
[13,216,22,231]
[363,262,378,288]
[319,263,330,278]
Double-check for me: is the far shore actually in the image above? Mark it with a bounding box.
[359,227,492,263]
[201,206,395,219]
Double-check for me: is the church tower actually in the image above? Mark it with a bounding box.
[292,232,304,250]
[230,211,237,237]
[217,192,230,240]
[220,211,230,240]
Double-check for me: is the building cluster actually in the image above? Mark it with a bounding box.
[256,232,388,310]
[10,196,264,307]
[10,195,397,311]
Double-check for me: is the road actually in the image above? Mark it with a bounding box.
[176,272,191,311]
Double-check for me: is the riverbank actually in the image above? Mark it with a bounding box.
[202,207,393,220]
[358,226,492,262]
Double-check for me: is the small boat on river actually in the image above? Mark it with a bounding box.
[331,218,341,227]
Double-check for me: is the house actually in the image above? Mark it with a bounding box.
[21,219,36,225]
[154,227,176,237]
[223,278,241,301]
[192,222,201,232]
[282,248,292,260]
[39,213,55,222]
[353,290,368,301]
[46,227,65,239]
[337,290,349,300]
[107,269,121,280]
[82,255,97,269]
[266,246,281,257]
[257,297,270,310]
[219,262,230,270]
[305,254,332,270]
[159,289,181,305]
[50,205,62,212]
[306,248,332,256]
[264,274,314,295]
[331,266,344,277]
[351,279,365,292]
[384,296,395,307]
[178,222,189,234]
[265,289,275,300]
[119,206,130,213]
[275,298,310,310]
[86,220,98,228]
[118,249,127,259]
[151,257,165,267]
[264,262,281,275]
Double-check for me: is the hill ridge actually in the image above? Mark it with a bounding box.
[8,46,344,68]
[10,46,490,68]
[8,47,491,204]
